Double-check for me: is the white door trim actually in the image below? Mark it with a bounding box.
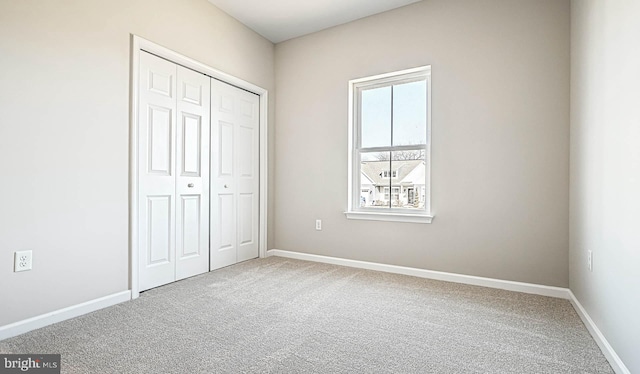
[130,35,269,299]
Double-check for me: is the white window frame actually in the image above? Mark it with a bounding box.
[345,66,433,224]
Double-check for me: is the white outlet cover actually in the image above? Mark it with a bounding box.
[14,250,33,272]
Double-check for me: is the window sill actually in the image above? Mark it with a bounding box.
[344,211,434,224]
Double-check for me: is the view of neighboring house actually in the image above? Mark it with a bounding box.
[360,159,426,208]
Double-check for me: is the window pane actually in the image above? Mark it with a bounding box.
[359,151,391,208]
[393,80,426,146]
[391,150,426,209]
[361,86,391,148]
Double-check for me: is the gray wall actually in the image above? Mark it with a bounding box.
[274,0,571,287]
[570,1,640,372]
[0,0,275,326]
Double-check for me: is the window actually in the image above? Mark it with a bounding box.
[346,66,433,223]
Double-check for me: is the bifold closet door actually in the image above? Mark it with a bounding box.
[138,51,210,291]
[175,66,210,281]
[210,79,260,270]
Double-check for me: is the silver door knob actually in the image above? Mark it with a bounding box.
[187,183,194,188]
[224,184,228,188]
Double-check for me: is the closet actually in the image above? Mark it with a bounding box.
[137,51,260,292]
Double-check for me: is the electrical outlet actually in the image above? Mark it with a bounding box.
[14,250,33,272]
[587,250,593,272]
[315,219,322,231]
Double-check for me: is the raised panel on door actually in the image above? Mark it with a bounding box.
[211,193,236,269]
[139,194,175,291]
[219,122,234,176]
[237,193,255,262]
[219,195,235,250]
[181,114,201,177]
[138,51,177,291]
[148,106,173,175]
[147,196,172,264]
[238,126,254,177]
[177,195,200,257]
[238,194,253,245]
[175,65,210,281]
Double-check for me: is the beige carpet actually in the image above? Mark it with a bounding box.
[0,256,613,373]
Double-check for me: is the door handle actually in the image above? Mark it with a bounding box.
[224,184,228,188]
[187,183,194,188]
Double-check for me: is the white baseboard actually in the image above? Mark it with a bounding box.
[267,249,570,299]
[268,249,631,372]
[0,290,131,341]
[568,291,630,374]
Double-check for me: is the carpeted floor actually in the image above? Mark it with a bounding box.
[0,257,613,373]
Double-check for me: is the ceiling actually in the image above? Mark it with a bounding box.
[207,0,423,43]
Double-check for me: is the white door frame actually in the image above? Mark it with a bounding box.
[129,35,269,299]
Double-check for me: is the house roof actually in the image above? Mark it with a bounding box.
[361,171,375,185]
[361,159,422,186]
[400,162,425,185]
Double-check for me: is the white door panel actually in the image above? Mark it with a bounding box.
[138,51,177,291]
[210,79,259,270]
[235,92,258,262]
[139,52,211,290]
[175,65,210,281]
